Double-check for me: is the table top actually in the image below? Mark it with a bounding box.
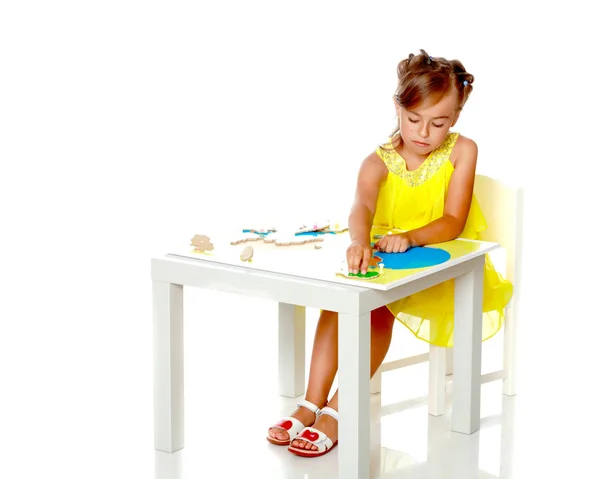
[166,228,498,291]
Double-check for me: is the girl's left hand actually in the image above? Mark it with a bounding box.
[375,233,413,253]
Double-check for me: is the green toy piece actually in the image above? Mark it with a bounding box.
[347,270,380,279]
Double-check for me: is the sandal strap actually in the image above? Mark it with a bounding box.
[270,416,304,433]
[294,426,333,452]
[269,416,307,442]
[297,399,321,415]
[318,406,339,421]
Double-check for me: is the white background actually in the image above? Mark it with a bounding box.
[1,1,598,477]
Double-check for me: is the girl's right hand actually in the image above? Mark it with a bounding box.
[346,241,373,275]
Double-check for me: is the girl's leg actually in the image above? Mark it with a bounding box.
[290,305,395,450]
[269,309,340,442]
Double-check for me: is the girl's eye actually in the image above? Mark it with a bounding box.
[408,118,419,123]
[432,123,444,128]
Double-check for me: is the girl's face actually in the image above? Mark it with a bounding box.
[395,89,460,157]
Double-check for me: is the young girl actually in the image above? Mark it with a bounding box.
[266,49,513,457]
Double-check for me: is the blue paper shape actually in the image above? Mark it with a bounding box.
[374,247,451,270]
[242,229,272,236]
[294,231,336,236]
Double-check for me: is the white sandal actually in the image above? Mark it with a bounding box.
[266,399,321,446]
[287,406,339,457]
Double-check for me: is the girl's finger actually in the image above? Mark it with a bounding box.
[361,249,371,274]
[352,250,363,273]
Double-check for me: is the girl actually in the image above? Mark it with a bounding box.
[267,49,513,458]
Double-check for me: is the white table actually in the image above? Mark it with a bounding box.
[151,234,497,479]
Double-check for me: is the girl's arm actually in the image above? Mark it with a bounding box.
[348,151,388,245]
[346,151,388,274]
[406,137,478,246]
[377,137,478,253]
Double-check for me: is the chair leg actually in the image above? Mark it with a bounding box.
[445,347,453,376]
[370,367,382,394]
[502,306,517,396]
[428,345,446,416]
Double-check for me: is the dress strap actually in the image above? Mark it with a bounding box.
[376,132,459,186]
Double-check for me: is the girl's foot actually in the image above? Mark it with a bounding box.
[290,408,338,451]
[267,400,320,445]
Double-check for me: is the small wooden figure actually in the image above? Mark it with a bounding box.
[369,255,382,268]
[273,236,324,247]
[191,234,214,253]
[335,261,380,280]
[296,221,330,234]
[240,245,254,262]
[336,270,380,280]
[243,227,277,235]
[231,233,262,245]
[325,222,348,234]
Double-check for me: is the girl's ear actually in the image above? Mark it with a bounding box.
[393,96,401,117]
[451,111,461,127]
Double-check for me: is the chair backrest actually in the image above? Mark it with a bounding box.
[473,174,524,295]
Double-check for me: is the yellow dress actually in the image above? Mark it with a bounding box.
[373,132,513,347]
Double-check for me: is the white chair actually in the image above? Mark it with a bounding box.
[370,174,524,415]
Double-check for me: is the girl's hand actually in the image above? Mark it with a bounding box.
[346,241,373,275]
[375,233,413,253]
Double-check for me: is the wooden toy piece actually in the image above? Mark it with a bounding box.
[230,233,262,245]
[274,236,325,247]
[325,221,348,234]
[379,263,384,275]
[296,220,330,235]
[262,235,278,244]
[336,260,380,280]
[191,234,214,253]
[240,245,254,262]
[369,255,382,268]
[336,269,380,281]
[243,227,277,235]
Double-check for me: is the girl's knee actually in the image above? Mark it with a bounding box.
[319,309,338,320]
[371,306,394,328]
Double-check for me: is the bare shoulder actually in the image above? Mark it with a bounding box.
[359,150,389,181]
[451,134,478,168]
[352,149,389,212]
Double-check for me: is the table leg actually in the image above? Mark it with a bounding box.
[428,345,446,416]
[452,257,484,434]
[499,394,517,477]
[338,312,371,479]
[153,281,184,452]
[449,430,480,478]
[426,415,447,477]
[278,303,305,398]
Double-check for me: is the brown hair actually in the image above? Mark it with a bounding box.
[388,49,474,143]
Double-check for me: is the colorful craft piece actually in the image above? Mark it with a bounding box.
[374,247,451,270]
